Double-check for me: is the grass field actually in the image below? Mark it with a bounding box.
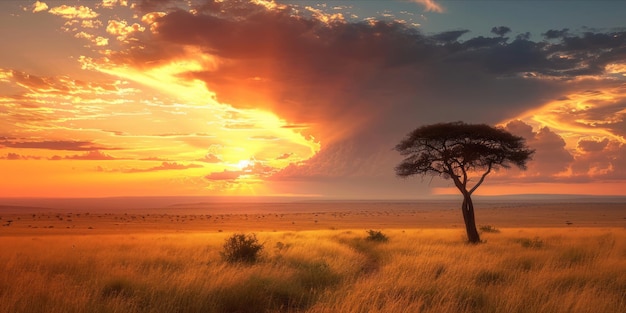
[0,201,625,312]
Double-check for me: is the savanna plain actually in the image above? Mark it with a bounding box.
[0,200,625,313]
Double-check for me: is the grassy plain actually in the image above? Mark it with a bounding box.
[0,201,625,313]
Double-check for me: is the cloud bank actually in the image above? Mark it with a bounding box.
[2,0,625,197]
[101,0,625,193]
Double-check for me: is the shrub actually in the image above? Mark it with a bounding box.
[479,225,500,233]
[366,230,389,242]
[221,233,264,263]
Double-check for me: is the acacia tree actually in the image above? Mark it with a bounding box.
[394,122,534,243]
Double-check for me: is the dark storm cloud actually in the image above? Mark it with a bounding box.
[122,0,626,186]
[490,26,511,37]
[543,28,569,39]
[431,29,469,42]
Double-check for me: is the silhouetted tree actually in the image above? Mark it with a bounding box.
[394,122,534,243]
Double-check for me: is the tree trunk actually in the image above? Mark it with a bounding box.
[461,195,481,243]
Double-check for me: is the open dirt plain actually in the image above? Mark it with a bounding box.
[1,201,625,235]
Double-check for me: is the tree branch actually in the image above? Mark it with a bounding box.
[468,162,492,195]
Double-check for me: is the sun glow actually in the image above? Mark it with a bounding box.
[0,36,321,197]
[236,159,253,170]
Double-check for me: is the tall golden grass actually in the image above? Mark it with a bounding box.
[0,227,624,313]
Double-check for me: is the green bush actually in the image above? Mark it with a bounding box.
[366,230,389,242]
[221,233,264,264]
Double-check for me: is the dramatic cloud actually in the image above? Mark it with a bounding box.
[504,120,574,177]
[84,0,623,195]
[572,139,626,179]
[3,0,625,197]
[501,119,626,185]
[122,3,626,126]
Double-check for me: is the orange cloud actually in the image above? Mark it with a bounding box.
[205,160,277,181]
[504,120,574,177]
[106,20,145,42]
[0,140,116,151]
[197,154,221,163]
[50,150,118,160]
[83,20,103,28]
[499,118,626,185]
[30,1,48,13]
[100,0,128,8]
[1,153,41,160]
[75,31,109,46]
[123,162,203,173]
[408,0,445,13]
[48,5,99,19]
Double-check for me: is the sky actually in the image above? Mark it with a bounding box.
[1,0,625,199]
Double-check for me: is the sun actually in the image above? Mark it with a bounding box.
[236,159,253,170]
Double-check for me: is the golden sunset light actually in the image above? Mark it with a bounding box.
[1,2,626,313]
[1,0,625,199]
